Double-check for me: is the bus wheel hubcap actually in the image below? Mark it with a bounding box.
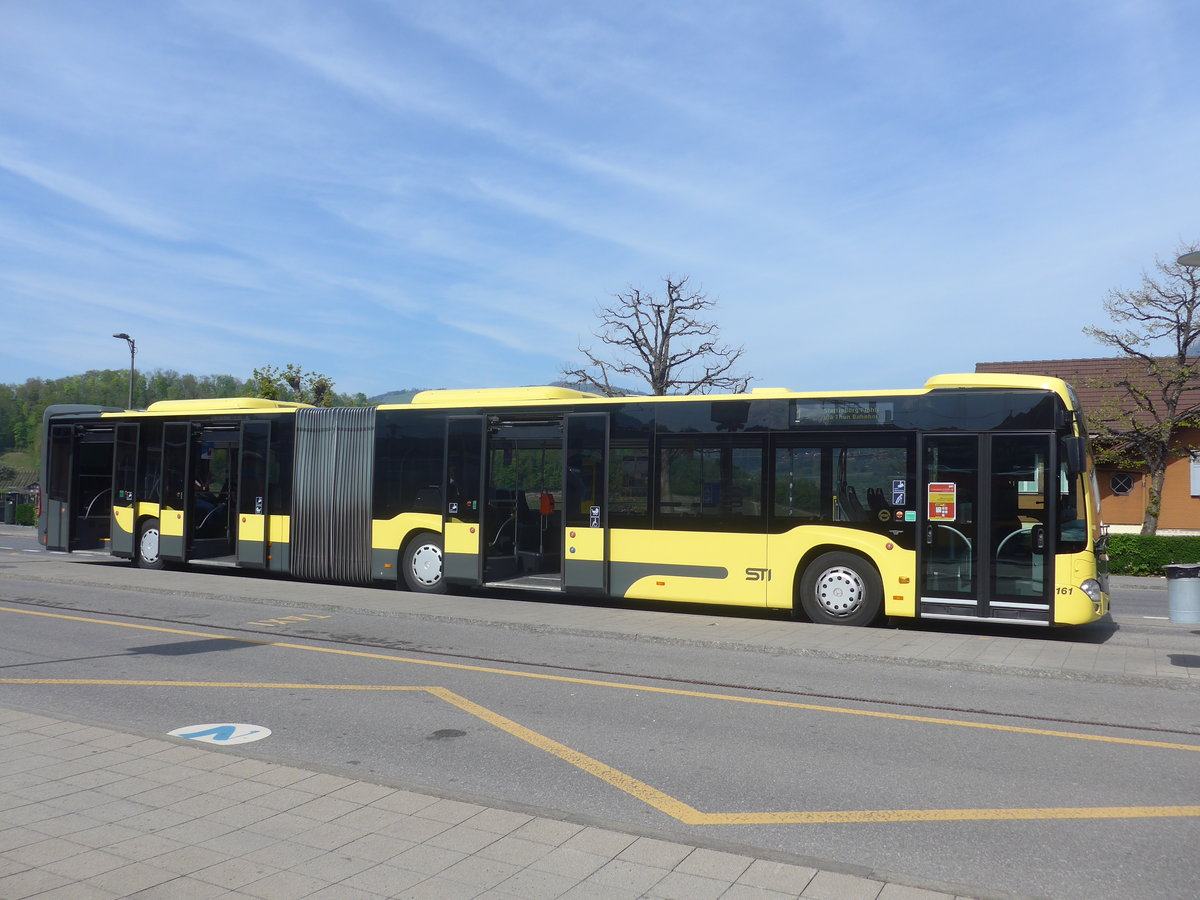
[411,544,443,586]
[815,566,864,616]
[140,529,159,563]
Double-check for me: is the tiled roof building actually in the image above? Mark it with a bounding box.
[975,358,1200,533]
[976,357,1200,429]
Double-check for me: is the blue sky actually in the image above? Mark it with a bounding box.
[2,0,1198,398]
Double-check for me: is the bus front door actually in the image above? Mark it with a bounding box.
[988,434,1054,621]
[443,416,484,586]
[563,413,608,593]
[920,434,1053,623]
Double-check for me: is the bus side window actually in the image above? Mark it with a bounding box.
[609,444,649,519]
[773,447,822,521]
[142,445,162,503]
[837,445,909,524]
[657,439,763,527]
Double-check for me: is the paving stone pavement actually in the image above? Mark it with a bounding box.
[0,707,980,900]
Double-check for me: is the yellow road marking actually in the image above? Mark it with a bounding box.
[3,676,1199,826]
[2,604,1194,752]
[2,605,1199,825]
[246,615,333,627]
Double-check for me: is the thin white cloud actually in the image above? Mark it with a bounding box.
[0,145,188,241]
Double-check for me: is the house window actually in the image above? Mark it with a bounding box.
[1111,473,1134,496]
[1191,452,1200,497]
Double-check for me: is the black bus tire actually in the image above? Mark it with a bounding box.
[401,533,446,594]
[798,552,882,626]
[136,518,167,570]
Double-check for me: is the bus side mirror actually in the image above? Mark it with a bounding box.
[1062,437,1085,475]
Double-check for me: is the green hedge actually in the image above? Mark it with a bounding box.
[15,503,35,526]
[1106,534,1200,576]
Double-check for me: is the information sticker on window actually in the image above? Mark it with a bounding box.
[927,482,956,522]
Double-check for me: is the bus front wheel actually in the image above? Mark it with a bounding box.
[136,518,166,570]
[401,533,446,594]
[798,552,882,626]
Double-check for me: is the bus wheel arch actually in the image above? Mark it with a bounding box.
[136,517,166,570]
[796,549,883,626]
[401,531,446,594]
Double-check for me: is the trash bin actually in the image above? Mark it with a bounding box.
[1163,564,1200,624]
[2,493,16,525]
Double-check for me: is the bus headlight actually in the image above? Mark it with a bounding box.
[1081,579,1103,605]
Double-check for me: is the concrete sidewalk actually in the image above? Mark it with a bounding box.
[0,707,974,900]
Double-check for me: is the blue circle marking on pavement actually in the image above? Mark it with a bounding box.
[168,723,271,744]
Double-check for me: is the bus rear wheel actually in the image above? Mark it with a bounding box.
[401,533,446,594]
[798,552,882,626]
[136,518,166,570]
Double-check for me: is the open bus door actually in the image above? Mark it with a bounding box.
[159,422,193,564]
[43,424,74,552]
[110,424,140,558]
[44,422,113,553]
[443,416,484,586]
[563,413,608,593]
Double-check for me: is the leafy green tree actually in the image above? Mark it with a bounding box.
[0,368,253,455]
[0,366,368,457]
[0,389,18,453]
[250,364,364,407]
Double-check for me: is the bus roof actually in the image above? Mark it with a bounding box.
[98,398,310,417]
[410,386,604,405]
[76,372,1076,418]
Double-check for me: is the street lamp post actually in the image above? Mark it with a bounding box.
[1177,251,1200,267]
[112,333,136,409]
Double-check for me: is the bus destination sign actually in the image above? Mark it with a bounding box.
[793,399,895,427]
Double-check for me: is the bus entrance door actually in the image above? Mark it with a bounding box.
[443,416,485,586]
[920,434,1053,623]
[44,423,114,553]
[43,424,74,552]
[920,435,977,616]
[159,422,193,564]
[110,424,139,558]
[563,413,608,594]
[237,420,270,568]
[988,434,1053,622]
[481,416,567,590]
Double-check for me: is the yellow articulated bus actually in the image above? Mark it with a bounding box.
[39,373,1108,627]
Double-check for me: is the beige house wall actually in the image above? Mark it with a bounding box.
[1096,427,1200,533]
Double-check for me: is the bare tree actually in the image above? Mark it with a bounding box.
[563,276,751,396]
[1083,241,1200,534]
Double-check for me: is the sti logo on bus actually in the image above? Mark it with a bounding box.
[745,568,772,581]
